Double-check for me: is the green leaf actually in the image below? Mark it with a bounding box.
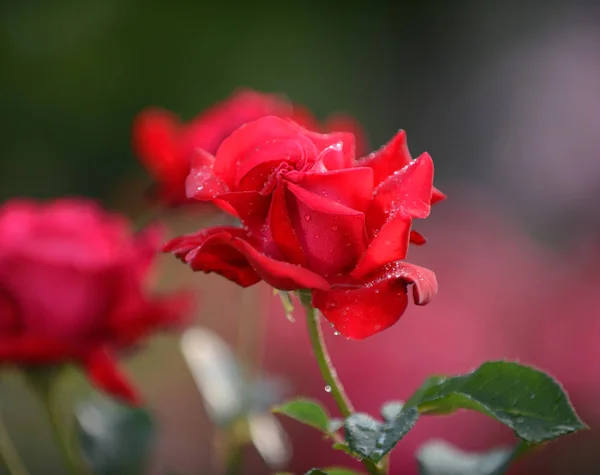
[417,439,521,475]
[406,361,586,444]
[305,469,364,475]
[76,394,154,475]
[273,398,330,433]
[344,407,419,463]
[321,468,365,475]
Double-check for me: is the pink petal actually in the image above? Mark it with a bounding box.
[355,129,411,186]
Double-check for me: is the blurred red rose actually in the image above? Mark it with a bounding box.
[133,89,368,206]
[165,116,444,339]
[0,198,191,403]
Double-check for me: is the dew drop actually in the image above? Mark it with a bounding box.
[324,385,332,393]
[333,331,340,336]
[331,225,338,231]
[304,214,311,221]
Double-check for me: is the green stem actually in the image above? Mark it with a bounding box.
[301,294,385,475]
[301,295,354,418]
[0,409,30,475]
[26,369,88,475]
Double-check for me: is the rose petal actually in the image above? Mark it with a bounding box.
[269,180,306,266]
[232,238,330,291]
[324,113,370,157]
[85,349,140,404]
[0,336,79,362]
[378,261,438,305]
[186,149,228,201]
[132,108,182,179]
[214,191,271,234]
[313,261,437,339]
[285,167,374,213]
[312,280,409,340]
[164,227,261,288]
[410,230,427,245]
[235,139,306,189]
[356,129,411,186]
[213,116,320,188]
[285,181,368,276]
[301,128,356,170]
[164,226,329,291]
[431,187,447,204]
[367,153,434,235]
[352,211,412,279]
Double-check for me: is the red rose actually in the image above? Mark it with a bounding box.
[166,116,444,338]
[0,199,191,403]
[133,89,368,206]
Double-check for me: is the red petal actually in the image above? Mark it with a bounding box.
[431,187,447,204]
[285,167,374,213]
[302,129,356,170]
[165,227,261,288]
[132,109,183,179]
[232,238,330,291]
[356,129,411,186]
[213,116,319,188]
[410,230,427,245]
[164,226,329,291]
[367,153,434,235]
[352,211,412,279]
[285,181,368,276]
[85,349,140,405]
[324,114,370,158]
[186,149,228,201]
[312,280,409,340]
[269,181,306,266]
[0,336,78,363]
[214,191,271,234]
[313,261,437,339]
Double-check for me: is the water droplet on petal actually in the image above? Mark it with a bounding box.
[304,214,311,221]
[324,385,332,393]
[331,225,338,231]
[333,331,340,336]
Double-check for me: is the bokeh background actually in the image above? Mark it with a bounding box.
[2,0,600,474]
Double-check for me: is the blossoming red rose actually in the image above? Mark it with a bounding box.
[0,199,191,403]
[165,115,444,339]
[133,89,368,205]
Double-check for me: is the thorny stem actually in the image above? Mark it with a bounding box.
[0,405,30,475]
[300,292,385,475]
